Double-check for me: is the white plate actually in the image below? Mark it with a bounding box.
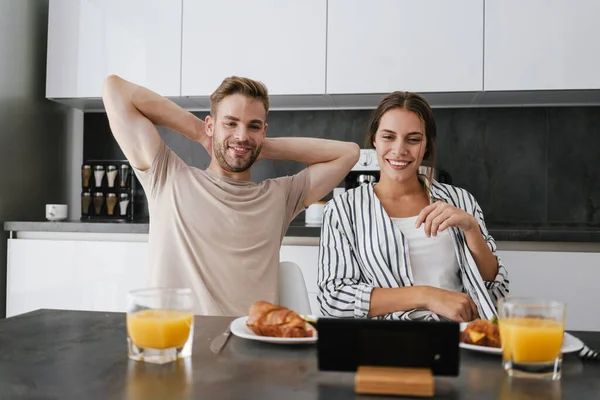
[459,322,584,355]
[230,315,318,345]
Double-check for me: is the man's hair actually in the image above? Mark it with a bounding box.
[209,76,270,117]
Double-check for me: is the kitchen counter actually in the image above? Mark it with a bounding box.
[5,220,600,243]
[1,309,598,399]
[3,220,321,238]
[4,220,151,234]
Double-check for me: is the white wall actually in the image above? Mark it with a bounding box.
[0,0,77,317]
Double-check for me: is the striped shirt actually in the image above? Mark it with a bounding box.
[317,179,509,321]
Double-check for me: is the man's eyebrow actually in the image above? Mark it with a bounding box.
[249,119,264,125]
[223,115,240,121]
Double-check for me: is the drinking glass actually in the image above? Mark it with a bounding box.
[127,288,194,364]
[498,297,566,380]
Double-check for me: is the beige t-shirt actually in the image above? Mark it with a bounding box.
[134,143,310,316]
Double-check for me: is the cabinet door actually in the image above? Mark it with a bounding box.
[6,239,148,317]
[326,0,484,94]
[497,250,600,331]
[181,0,326,96]
[485,0,600,91]
[46,0,182,98]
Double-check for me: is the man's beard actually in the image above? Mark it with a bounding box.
[213,139,262,173]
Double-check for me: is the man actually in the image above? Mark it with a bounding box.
[102,75,359,316]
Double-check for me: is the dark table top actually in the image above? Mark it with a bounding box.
[1,310,599,400]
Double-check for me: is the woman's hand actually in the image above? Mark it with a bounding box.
[415,201,478,237]
[424,287,479,322]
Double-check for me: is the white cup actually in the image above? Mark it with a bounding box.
[305,202,325,225]
[46,204,68,221]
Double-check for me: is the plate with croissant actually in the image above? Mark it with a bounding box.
[459,319,583,355]
[230,301,318,344]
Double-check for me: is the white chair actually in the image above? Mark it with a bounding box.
[278,261,312,315]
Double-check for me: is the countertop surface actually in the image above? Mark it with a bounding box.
[5,220,600,243]
[1,309,598,399]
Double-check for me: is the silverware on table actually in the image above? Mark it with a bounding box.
[210,324,232,354]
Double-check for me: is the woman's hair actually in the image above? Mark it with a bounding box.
[365,91,437,185]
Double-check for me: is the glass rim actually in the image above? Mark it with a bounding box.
[499,296,565,309]
[128,287,192,297]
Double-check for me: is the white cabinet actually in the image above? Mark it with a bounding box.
[6,239,148,317]
[326,0,484,94]
[46,0,182,98]
[10,236,600,328]
[181,0,327,97]
[484,0,600,91]
[6,238,321,317]
[497,250,600,331]
[280,245,321,316]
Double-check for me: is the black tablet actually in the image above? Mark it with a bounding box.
[316,318,460,376]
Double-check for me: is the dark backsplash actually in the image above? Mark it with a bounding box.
[84,107,600,227]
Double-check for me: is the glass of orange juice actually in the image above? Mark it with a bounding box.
[127,288,194,364]
[498,297,566,380]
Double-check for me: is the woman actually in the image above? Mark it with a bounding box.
[318,92,508,322]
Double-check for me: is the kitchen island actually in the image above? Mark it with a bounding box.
[0,309,598,399]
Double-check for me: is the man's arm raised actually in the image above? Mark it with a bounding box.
[259,138,360,207]
[102,75,209,170]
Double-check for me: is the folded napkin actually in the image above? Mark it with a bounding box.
[579,344,600,361]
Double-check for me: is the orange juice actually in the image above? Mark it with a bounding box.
[127,309,193,349]
[499,318,564,363]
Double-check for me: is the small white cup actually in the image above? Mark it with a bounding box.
[46,204,68,221]
[305,202,325,225]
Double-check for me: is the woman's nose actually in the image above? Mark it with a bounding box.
[391,140,407,156]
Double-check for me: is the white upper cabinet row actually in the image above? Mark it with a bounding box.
[46,0,600,103]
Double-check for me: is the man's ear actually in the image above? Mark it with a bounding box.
[205,115,214,137]
[263,123,268,138]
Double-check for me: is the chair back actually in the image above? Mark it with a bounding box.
[278,261,312,315]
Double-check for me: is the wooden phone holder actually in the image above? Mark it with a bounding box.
[355,366,434,397]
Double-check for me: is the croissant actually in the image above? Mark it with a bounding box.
[246,301,314,338]
[461,319,501,348]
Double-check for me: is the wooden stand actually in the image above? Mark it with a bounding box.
[355,366,434,397]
